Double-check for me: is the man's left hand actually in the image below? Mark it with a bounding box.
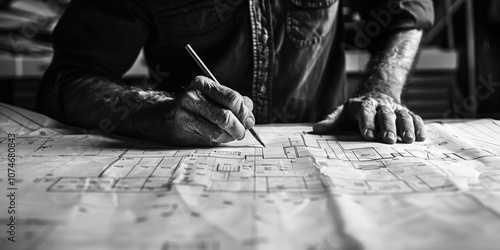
[313,92,426,144]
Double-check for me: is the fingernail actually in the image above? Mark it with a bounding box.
[385,131,396,141]
[365,129,375,139]
[404,131,414,140]
[245,117,255,129]
[417,130,426,140]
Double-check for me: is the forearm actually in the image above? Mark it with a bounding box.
[359,29,422,102]
[55,70,175,137]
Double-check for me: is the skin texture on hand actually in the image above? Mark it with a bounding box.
[138,76,255,147]
[62,74,254,147]
[313,92,426,144]
[313,29,425,144]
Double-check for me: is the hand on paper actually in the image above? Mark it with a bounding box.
[313,92,426,144]
[141,76,255,146]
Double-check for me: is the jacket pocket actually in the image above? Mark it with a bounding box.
[157,0,241,37]
[286,0,339,48]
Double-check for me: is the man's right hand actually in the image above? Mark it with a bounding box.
[137,76,255,147]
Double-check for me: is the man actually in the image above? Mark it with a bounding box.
[37,0,434,146]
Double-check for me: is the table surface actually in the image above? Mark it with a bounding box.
[0,103,499,250]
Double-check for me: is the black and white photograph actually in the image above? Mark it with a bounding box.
[0,0,500,249]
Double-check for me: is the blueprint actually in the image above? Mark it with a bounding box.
[1,102,500,250]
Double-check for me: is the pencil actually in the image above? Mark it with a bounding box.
[185,44,266,147]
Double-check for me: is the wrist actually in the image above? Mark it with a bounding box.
[131,95,177,141]
[357,79,402,103]
[357,89,401,104]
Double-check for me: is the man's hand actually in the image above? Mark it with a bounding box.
[313,92,425,144]
[137,76,255,146]
[313,29,425,144]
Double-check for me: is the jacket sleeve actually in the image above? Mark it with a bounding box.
[37,0,152,122]
[358,0,434,32]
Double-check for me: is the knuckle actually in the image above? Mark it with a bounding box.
[189,76,203,89]
[415,115,424,123]
[187,91,197,100]
[361,99,374,108]
[227,92,243,108]
[229,94,249,120]
[378,109,390,115]
[378,107,396,117]
[360,105,376,114]
[193,76,214,89]
[180,91,200,108]
[226,90,238,101]
[348,98,365,106]
[346,99,357,105]
[178,94,192,108]
[398,112,412,120]
[215,109,232,128]
[360,96,372,102]
[194,75,206,84]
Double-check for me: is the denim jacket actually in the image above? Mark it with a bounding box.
[38,0,434,123]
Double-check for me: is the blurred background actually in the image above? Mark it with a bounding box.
[0,0,497,120]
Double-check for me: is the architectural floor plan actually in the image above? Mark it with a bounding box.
[1,103,500,250]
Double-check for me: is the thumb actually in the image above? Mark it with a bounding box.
[313,105,345,134]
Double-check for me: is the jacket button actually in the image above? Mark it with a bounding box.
[260,85,266,93]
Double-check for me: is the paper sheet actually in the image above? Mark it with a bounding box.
[1,103,500,250]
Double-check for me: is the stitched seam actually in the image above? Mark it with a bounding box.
[285,0,337,48]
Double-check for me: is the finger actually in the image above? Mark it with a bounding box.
[313,105,345,134]
[410,112,426,141]
[377,104,397,144]
[242,96,255,128]
[242,96,254,111]
[356,99,377,141]
[181,90,246,140]
[188,115,234,144]
[395,107,415,143]
[190,76,254,129]
[177,111,233,146]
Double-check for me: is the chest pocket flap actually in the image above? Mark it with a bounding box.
[287,0,339,48]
